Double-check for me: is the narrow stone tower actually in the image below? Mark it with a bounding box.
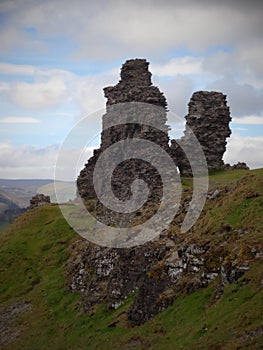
[77,59,171,219]
[171,91,231,176]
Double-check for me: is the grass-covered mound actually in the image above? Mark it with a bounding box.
[0,169,262,349]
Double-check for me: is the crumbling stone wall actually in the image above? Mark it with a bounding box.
[171,91,232,176]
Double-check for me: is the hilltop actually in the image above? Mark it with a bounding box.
[0,168,262,350]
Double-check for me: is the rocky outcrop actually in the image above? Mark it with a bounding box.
[66,239,168,313]
[29,194,50,209]
[171,91,232,176]
[66,233,252,326]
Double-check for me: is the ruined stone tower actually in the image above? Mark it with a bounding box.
[77,59,171,225]
[77,59,233,212]
[171,91,232,176]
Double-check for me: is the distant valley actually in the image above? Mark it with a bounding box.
[0,179,76,231]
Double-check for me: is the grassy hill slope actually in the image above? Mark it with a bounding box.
[0,169,262,349]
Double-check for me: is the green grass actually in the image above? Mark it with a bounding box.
[193,169,263,237]
[0,169,263,349]
[209,168,263,186]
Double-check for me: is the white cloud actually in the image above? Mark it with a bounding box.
[0,62,79,113]
[155,74,194,118]
[234,127,247,131]
[0,82,9,92]
[202,47,263,89]
[207,77,263,117]
[232,116,263,125]
[0,62,36,75]
[152,57,203,76]
[71,73,115,116]
[0,62,113,114]
[4,76,69,110]
[0,117,40,123]
[0,142,95,180]
[0,0,262,62]
[224,133,263,169]
[0,142,58,178]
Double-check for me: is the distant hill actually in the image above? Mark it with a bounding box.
[0,179,55,208]
[0,178,76,207]
[0,178,55,190]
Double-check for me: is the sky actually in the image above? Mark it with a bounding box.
[0,0,263,180]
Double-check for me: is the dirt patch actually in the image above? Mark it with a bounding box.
[0,300,32,347]
[123,336,144,349]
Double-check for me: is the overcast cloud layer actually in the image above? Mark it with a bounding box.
[0,0,262,179]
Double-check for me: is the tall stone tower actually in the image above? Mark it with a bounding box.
[171,91,231,176]
[77,59,171,225]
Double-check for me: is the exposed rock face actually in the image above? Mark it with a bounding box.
[66,232,251,326]
[66,239,168,313]
[171,91,232,176]
[29,194,50,209]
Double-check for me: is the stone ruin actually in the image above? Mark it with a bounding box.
[72,59,250,326]
[171,91,232,177]
[77,59,172,226]
[77,58,236,205]
[77,59,169,199]
[29,193,50,209]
